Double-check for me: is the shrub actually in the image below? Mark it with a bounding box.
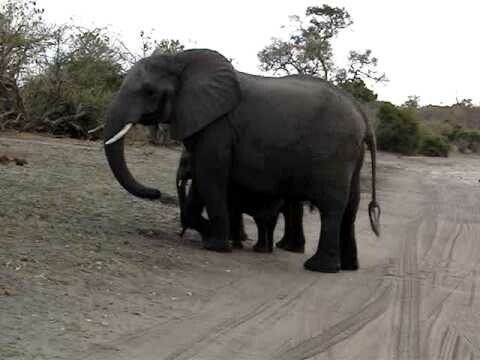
[339,79,377,103]
[418,134,449,157]
[454,129,480,153]
[376,102,421,155]
[443,123,463,142]
[19,27,124,138]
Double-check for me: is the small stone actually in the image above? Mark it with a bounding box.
[2,287,15,296]
[15,158,27,166]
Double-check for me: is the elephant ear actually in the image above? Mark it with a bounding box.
[171,49,241,141]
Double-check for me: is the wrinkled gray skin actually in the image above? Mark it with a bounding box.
[103,49,380,273]
[176,149,250,244]
[176,149,306,253]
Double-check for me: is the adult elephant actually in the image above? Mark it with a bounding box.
[103,49,380,273]
[176,148,306,252]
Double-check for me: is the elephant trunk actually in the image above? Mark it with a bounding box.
[176,162,189,236]
[176,173,187,209]
[104,124,162,200]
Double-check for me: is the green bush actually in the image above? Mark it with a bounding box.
[453,129,480,153]
[20,28,123,138]
[339,79,377,103]
[376,102,421,155]
[418,134,449,157]
[456,129,480,143]
[442,123,462,142]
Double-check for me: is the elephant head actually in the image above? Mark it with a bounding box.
[103,49,241,199]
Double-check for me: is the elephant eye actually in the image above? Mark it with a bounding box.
[144,88,156,98]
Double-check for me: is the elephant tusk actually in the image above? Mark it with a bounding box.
[105,123,133,145]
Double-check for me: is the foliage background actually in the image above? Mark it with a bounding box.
[0,0,478,156]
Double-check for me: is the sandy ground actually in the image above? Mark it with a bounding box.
[1,133,480,360]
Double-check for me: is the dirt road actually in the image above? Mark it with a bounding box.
[2,134,480,359]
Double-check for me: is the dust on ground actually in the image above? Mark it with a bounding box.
[0,133,251,359]
[2,133,480,360]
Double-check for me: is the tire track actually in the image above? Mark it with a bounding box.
[164,278,319,360]
[75,155,480,360]
[276,281,393,360]
[163,300,274,360]
[437,326,479,360]
[411,178,480,360]
[468,269,477,307]
[392,216,422,360]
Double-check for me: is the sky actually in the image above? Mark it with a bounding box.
[38,0,479,106]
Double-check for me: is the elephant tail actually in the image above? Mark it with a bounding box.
[365,128,381,237]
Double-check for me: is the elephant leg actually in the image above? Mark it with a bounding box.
[275,204,289,249]
[253,218,270,253]
[182,181,209,238]
[197,180,231,252]
[194,124,232,253]
[304,211,343,272]
[304,179,351,273]
[253,212,278,253]
[229,206,244,249]
[340,163,362,271]
[267,217,277,252]
[276,200,305,253]
[238,215,249,242]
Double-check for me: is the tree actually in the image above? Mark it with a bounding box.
[337,50,387,83]
[139,29,185,57]
[153,39,185,56]
[258,5,386,102]
[455,98,473,108]
[258,5,352,79]
[0,0,53,127]
[376,102,421,155]
[21,26,124,137]
[338,79,377,102]
[334,49,386,102]
[402,95,420,108]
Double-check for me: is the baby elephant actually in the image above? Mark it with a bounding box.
[228,184,284,252]
[176,149,305,253]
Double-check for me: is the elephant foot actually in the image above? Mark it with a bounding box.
[276,238,287,249]
[203,238,232,253]
[276,238,305,253]
[240,232,249,242]
[304,253,340,273]
[253,243,272,253]
[232,241,244,249]
[340,257,359,271]
[277,242,305,253]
